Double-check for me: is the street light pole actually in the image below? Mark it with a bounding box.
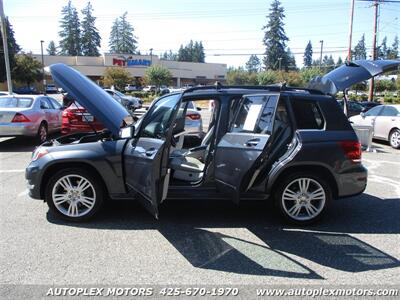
[40,40,46,95]
[368,0,379,102]
[319,40,324,69]
[0,0,13,93]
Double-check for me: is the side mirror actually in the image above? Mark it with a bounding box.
[196,107,202,111]
[360,112,365,118]
[119,126,135,139]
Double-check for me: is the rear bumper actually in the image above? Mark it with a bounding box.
[0,123,38,137]
[337,164,368,198]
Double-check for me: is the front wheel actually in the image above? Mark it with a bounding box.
[275,173,331,224]
[389,129,400,149]
[45,168,104,222]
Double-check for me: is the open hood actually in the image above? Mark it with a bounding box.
[49,63,130,135]
[307,60,400,95]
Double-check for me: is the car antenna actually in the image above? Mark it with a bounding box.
[214,81,223,90]
[71,99,98,135]
[280,82,287,91]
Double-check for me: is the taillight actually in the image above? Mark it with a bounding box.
[12,113,30,122]
[186,113,201,120]
[340,141,361,162]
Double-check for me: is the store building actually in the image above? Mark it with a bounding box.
[32,53,227,87]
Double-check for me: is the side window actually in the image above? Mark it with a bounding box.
[40,98,51,109]
[140,94,181,139]
[380,106,399,117]
[291,100,324,130]
[48,97,62,109]
[231,95,278,134]
[364,106,382,116]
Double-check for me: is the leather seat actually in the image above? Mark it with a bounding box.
[170,156,204,181]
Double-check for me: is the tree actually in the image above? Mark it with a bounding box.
[353,34,366,60]
[336,56,343,67]
[0,17,21,82]
[286,48,297,70]
[161,50,178,61]
[257,70,278,85]
[58,0,81,56]
[378,36,388,59]
[177,40,205,62]
[226,67,258,85]
[387,35,399,59]
[299,67,324,84]
[102,67,132,90]
[46,41,57,55]
[109,12,138,54]
[322,55,335,72]
[13,53,42,88]
[303,41,313,68]
[262,0,289,70]
[374,79,396,93]
[81,1,101,56]
[144,65,172,89]
[245,55,261,73]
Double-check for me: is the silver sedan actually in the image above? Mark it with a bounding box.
[0,95,63,143]
[349,104,400,149]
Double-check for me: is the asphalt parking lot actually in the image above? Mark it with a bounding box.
[0,135,399,287]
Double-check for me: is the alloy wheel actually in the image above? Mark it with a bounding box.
[51,174,96,218]
[281,178,326,221]
[390,130,400,149]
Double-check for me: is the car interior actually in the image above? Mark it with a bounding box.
[169,98,219,184]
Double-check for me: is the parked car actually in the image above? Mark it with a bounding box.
[104,89,142,110]
[337,100,364,117]
[0,95,62,143]
[125,84,141,92]
[143,85,156,93]
[349,104,400,149]
[45,84,58,94]
[61,102,104,135]
[184,101,203,139]
[29,62,400,225]
[12,86,39,95]
[359,101,381,112]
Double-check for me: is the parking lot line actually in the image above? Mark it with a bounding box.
[0,169,25,173]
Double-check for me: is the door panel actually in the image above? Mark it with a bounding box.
[123,93,182,217]
[214,94,279,203]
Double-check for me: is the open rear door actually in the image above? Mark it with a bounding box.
[214,94,280,203]
[124,93,182,218]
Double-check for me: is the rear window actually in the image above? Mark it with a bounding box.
[0,97,33,108]
[291,100,324,130]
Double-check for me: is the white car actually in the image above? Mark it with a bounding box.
[349,104,400,149]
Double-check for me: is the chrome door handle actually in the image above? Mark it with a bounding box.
[245,138,260,147]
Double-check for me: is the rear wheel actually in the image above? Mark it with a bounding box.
[36,122,48,144]
[45,168,104,222]
[389,129,400,149]
[275,172,331,224]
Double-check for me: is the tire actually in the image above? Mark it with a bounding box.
[275,172,332,225]
[36,122,48,144]
[389,129,400,149]
[45,168,104,222]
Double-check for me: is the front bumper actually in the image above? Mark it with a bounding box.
[0,123,38,137]
[25,156,50,200]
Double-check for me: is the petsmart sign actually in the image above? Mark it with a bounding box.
[111,55,151,67]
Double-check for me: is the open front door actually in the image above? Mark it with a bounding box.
[124,93,182,218]
[214,94,280,203]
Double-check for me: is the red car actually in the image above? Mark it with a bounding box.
[61,102,104,134]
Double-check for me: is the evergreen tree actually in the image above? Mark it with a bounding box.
[245,55,261,73]
[58,0,81,56]
[286,48,297,70]
[387,35,399,59]
[81,2,101,56]
[177,40,205,62]
[303,40,313,68]
[378,36,388,59]
[193,41,205,63]
[353,34,366,60]
[0,17,21,82]
[161,50,178,61]
[322,55,335,72]
[109,12,138,54]
[336,56,343,67]
[46,41,57,55]
[262,0,289,70]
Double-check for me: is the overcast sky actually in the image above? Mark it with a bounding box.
[4,0,400,67]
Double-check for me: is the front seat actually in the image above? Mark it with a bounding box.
[170,156,205,181]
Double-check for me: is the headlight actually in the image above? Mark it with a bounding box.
[31,148,49,162]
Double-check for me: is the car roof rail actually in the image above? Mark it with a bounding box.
[183,83,325,95]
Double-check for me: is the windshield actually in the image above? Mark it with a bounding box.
[114,90,125,97]
[0,97,33,108]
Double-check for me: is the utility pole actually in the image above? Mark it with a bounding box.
[319,40,324,69]
[0,0,13,93]
[40,40,46,95]
[347,0,355,62]
[368,0,379,101]
[149,48,153,65]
